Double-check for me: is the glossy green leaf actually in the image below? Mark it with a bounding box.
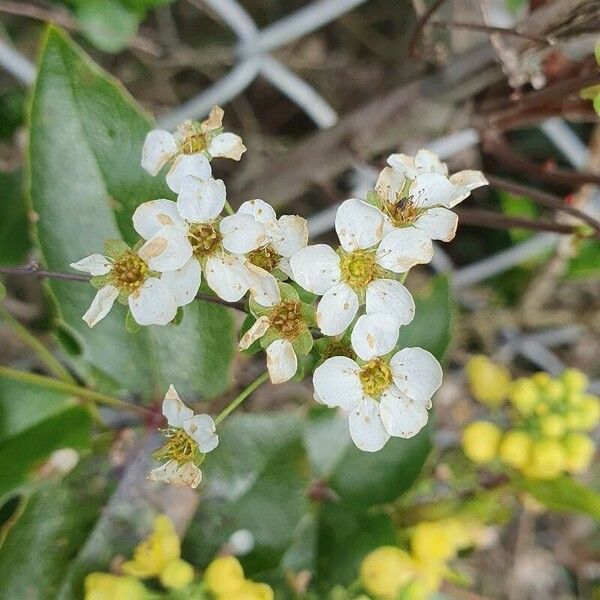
[0,170,31,266]
[0,378,92,500]
[396,275,453,360]
[514,475,600,519]
[29,28,233,399]
[566,239,600,280]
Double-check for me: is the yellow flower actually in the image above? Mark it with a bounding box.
[578,396,600,430]
[522,439,566,480]
[122,515,180,579]
[508,379,538,415]
[411,520,466,564]
[360,546,417,600]
[466,356,510,408]
[84,573,147,600]
[499,430,532,469]
[564,434,596,473]
[462,421,501,464]
[540,414,566,438]
[159,558,194,590]
[531,372,551,388]
[228,581,275,600]
[204,556,246,596]
[562,369,589,394]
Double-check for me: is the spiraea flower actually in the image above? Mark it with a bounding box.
[71,235,191,327]
[133,175,259,303]
[149,385,218,488]
[368,149,487,243]
[234,199,308,307]
[239,283,315,383]
[290,198,422,337]
[313,347,442,451]
[141,105,246,193]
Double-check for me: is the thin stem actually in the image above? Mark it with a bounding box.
[0,365,151,417]
[0,304,75,383]
[214,371,269,425]
[430,20,552,45]
[224,200,235,216]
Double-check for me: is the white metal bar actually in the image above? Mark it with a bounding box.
[0,38,36,85]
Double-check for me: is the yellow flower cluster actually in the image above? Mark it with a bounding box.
[204,556,274,600]
[360,519,478,600]
[84,515,194,599]
[463,359,599,480]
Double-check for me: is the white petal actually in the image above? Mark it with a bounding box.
[413,207,458,242]
[141,129,177,176]
[375,166,406,203]
[316,283,359,336]
[380,387,429,438]
[389,347,443,404]
[410,173,461,209]
[239,315,270,350]
[349,399,390,452]
[278,257,292,278]
[335,198,385,252]
[376,228,433,273]
[268,215,309,257]
[148,460,202,488]
[220,214,267,254]
[208,132,246,161]
[313,356,362,410]
[366,279,415,326]
[166,153,212,193]
[449,169,488,191]
[128,277,178,326]
[289,244,341,295]
[202,105,224,132]
[205,254,249,302]
[138,225,192,272]
[177,176,226,223]
[160,258,201,306]
[82,284,118,327]
[351,313,399,361]
[133,199,185,240]
[414,149,448,176]
[183,414,219,453]
[387,153,418,180]
[237,199,276,224]
[246,264,281,307]
[266,339,297,384]
[70,254,111,276]
[162,384,193,427]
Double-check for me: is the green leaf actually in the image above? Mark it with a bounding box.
[0,457,112,600]
[0,170,31,266]
[499,191,537,243]
[396,275,453,360]
[29,27,234,399]
[0,377,92,500]
[513,475,600,519]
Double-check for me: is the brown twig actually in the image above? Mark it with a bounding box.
[430,20,552,45]
[408,0,450,57]
[0,263,245,312]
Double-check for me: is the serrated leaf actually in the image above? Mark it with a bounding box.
[29,28,233,399]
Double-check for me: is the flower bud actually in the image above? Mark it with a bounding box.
[523,439,566,480]
[466,355,510,408]
[539,414,566,438]
[159,559,194,590]
[508,379,538,415]
[462,421,502,464]
[499,430,532,468]
[411,520,461,564]
[360,546,416,600]
[563,434,595,473]
[84,574,147,600]
[562,369,588,394]
[204,556,245,595]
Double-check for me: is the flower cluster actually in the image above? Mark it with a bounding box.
[359,518,486,600]
[462,357,600,480]
[71,107,488,469]
[83,514,274,600]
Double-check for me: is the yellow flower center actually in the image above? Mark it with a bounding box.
[178,121,208,155]
[112,251,148,293]
[248,245,279,272]
[270,300,304,340]
[382,196,421,228]
[340,250,380,290]
[156,428,197,463]
[187,222,221,258]
[359,358,392,398]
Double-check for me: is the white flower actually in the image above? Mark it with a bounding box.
[373,149,488,243]
[289,198,423,337]
[313,347,442,452]
[231,199,308,308]
[70,231,192,327]
[132,176,260,303]
[141,105,246,193]
[148,385,218,489]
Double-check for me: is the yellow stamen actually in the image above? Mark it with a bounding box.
[359,358,392,398]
